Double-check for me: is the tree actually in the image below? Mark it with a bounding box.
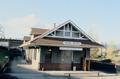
[105,41,117,59]
[90,48,100,58]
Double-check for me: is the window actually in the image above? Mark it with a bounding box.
[65,32,70,37]
[56,31,63,36]
[73,51,81,63]
[72,32,79,38]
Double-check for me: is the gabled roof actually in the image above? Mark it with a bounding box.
[31,28,49,35]
[20,20,103,48]
[31,20,95,42]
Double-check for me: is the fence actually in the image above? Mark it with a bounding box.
[90,60,117,73]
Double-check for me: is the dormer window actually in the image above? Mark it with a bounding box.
[65,31,71,37]
[72,31,80,38]
[45,21,88,40]
[56,30,63,36]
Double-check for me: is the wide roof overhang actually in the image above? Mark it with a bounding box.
[21,42,104,48]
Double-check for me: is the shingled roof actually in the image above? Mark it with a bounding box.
[23,36,30,41]
[31,28,49,35]
[20,20,103,48]
[30,38,103,48]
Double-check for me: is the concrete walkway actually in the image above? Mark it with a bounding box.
[8,57,120,79]
[10,57,39,73]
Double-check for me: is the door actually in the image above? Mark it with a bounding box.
[45,50,52,63]
[60,50,72,70]
[61,50,72,63]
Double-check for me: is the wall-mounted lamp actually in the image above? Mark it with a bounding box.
[48,49,52,52]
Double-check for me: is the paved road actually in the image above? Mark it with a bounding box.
[8,57,120,79]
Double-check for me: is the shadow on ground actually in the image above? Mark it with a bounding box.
[0,74,18,79]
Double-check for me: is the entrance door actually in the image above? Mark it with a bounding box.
[45,50,52,63]
[60,50,72,70]
[61,50,72,63]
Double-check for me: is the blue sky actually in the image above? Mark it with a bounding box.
[0,0,120,45]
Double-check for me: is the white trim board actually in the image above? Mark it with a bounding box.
[60,47,83,51]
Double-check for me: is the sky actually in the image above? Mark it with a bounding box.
[0,0,120,45]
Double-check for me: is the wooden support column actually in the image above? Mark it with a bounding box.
[83,59,91,71]
[81,48,90,71]
[82,58,87,71]
[83,59,86,71]
[86,59,90,71]
[86,48,90,71]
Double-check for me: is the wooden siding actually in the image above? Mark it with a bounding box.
[38,46,90,70]
[40,63,82,70]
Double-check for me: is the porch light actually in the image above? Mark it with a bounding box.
[48,49,52,52]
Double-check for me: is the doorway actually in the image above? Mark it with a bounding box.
[45,49,52,63]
